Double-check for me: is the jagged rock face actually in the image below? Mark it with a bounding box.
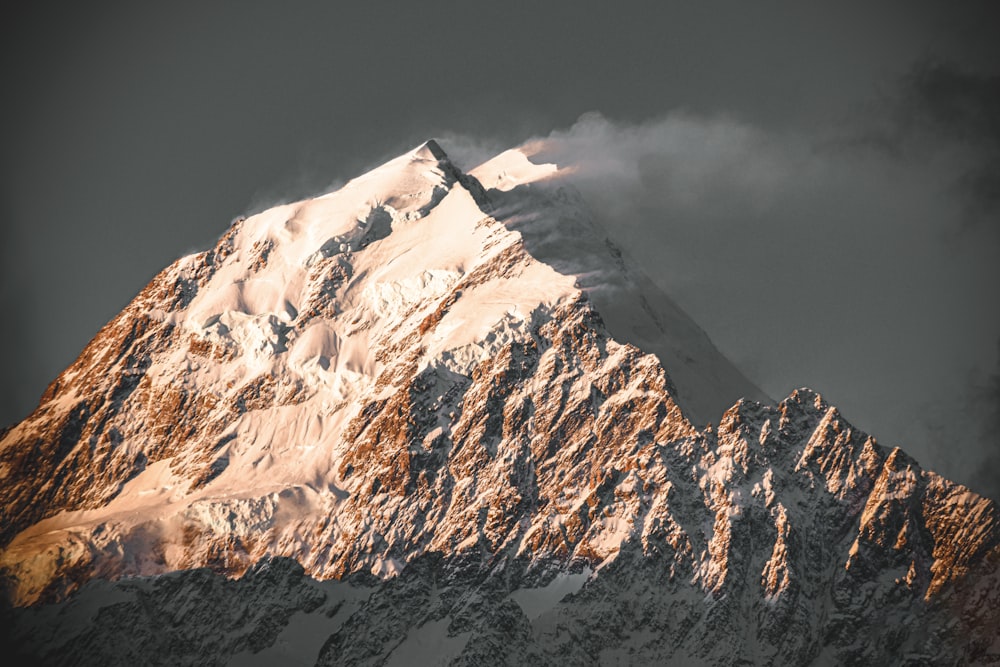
[3,557,368,667]
[0,140,749,605]
[1,141,999,665]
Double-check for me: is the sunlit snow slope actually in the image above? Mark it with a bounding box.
[0,140,757,600]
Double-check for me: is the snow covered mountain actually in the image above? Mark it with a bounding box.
[2,141,998,665]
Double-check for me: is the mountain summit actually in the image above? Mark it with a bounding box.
[2,141,998,665]
[414,138,449,161]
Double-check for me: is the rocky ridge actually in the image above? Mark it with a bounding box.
[1,140,998,665]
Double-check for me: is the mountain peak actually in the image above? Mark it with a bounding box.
[3,137,999,667]
[0,135,768,597]
[410,138,449,162]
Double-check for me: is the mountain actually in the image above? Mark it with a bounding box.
[2,141,998,665]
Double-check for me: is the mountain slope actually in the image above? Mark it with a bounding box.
[6,389,999,665]
[0,140,759,603]
[2,140,998,665]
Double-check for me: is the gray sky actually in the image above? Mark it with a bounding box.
[1,1,998,498]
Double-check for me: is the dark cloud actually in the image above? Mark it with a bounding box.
[853,60,1000,226]
[913,340,1000,503]
[958,156,1000,220]
[966,341,1000,501]
[902,60,1000,144]
[904,60,1000,221]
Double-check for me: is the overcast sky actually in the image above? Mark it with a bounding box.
[1,1,998,498]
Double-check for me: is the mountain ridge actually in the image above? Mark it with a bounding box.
[2,140,998,665]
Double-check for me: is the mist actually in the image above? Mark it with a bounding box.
[444,102,999,500]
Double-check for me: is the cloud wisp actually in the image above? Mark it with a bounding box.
[449,100,999,500]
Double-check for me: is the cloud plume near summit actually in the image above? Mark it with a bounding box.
[441,95,999,500]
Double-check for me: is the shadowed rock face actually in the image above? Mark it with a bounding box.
[1,142,998,665]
